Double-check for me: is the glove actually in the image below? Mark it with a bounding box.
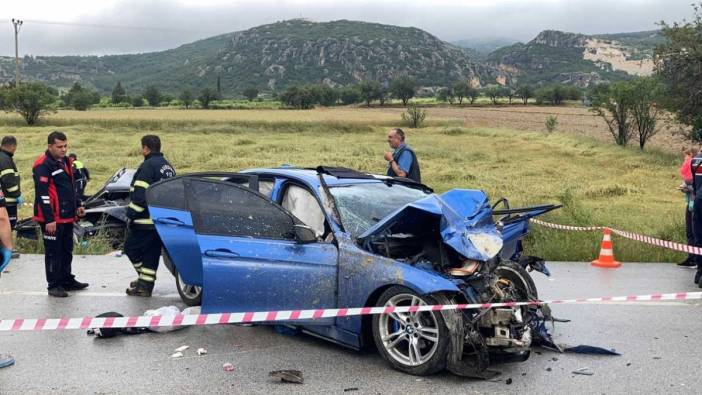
[0,247,12,273]
[16,195,24,205]
[689,200,695,212]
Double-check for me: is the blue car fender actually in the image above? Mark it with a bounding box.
[334,235,461,337]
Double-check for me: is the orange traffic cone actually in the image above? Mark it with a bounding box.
[591,227,621,268]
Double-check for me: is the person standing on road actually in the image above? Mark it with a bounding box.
[0,189,15,369]
[32,131,88,298]
[0,136,23,259]
[68,153,90,200]
[384,128,421,183]
[690,148,702,286]
[124,135,175,297]
[678,147,696,267]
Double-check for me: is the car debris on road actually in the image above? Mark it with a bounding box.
[269,369,304,384]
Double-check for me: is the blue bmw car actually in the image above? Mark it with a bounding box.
[148,166,557,377]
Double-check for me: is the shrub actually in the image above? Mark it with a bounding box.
[401,104,427,128]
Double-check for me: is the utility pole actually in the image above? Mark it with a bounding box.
[12,19,23,86]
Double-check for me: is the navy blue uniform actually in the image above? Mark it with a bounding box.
[691,153,702,285]
[124,152,175,288]
[32,152,81,290]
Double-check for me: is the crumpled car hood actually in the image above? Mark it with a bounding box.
[358,189,503,261]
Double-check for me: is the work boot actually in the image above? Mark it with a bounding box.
[48,287,69,298]
[125,281,154,297]
[677,258,696,267]
[695,271,702,285]
[63,279,89,291]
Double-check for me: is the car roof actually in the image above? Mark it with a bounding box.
[241,167,389,188]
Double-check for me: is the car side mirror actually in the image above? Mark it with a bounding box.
[294,224,317,243]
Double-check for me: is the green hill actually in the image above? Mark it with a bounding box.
[0,19,491,96]
[486,29,660,87]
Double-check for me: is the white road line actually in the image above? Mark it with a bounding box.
[0,290,180,298]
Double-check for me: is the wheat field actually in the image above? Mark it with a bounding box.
[0,106,687,261]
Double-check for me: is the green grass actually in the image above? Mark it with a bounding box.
[0,109,687,261]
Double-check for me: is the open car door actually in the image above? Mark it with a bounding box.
[147,173,260,288]
[184,177,338,324]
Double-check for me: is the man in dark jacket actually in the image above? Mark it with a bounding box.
[32,131,88,297]
[124,135,175,297]
[0,136,22,229]
[68,153,90,200]
[384,128,421,183]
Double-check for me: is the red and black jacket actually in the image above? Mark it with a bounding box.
[32,152,81,224]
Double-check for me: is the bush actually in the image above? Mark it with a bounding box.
[279,86,316,109]
[435,87,454,104]
[62,82,100,111]
[243,87,259,101]
[199,88,217,109]
[401,104,427,128]
[545,115,558,133]
[131,96,144,107]
[179,89,194,109]
[339,86,361,105]
[0,82,58,125]
[357,80,381,106]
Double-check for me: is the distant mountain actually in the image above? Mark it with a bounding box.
[486,29,660,87]
[0,22,666,95]
[0,19,501,96]
[451,37,519,57]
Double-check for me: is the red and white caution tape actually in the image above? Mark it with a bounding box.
[0,291,700,332]
[609,228,702,256]
[530,218,702,256]
[529,218,604,232]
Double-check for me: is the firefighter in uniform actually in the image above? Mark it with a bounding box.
[68,153,90,200]
[0,136,23,230]
[691,149,702,287]
[32,131,88,297]
[124,135,175,297]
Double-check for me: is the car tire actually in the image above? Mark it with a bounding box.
[371,286,450,376]
[175,272,202,306]
[164,252,203,306]
[494,261,538,300]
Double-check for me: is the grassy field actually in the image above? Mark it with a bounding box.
[0,106,689,262]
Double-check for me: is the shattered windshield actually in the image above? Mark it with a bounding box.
[330,182,430,238]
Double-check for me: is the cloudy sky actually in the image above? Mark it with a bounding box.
[0,0,693,56]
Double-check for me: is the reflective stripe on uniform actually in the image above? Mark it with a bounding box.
[133,218,153,225]
[139,268,156,276]
[6,185,19,192]
[132,262,143,269]
[133,180,149,189]
[139,274,155,282]
[5,197,16,203]
[0,169,14,177]
[128,202,145,212]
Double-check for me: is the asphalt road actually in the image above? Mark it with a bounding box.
[1,255,701,394]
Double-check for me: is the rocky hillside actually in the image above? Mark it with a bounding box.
[486,29,660,87]
[0,19,505,95]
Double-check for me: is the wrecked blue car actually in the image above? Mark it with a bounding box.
[147,167,559,377]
